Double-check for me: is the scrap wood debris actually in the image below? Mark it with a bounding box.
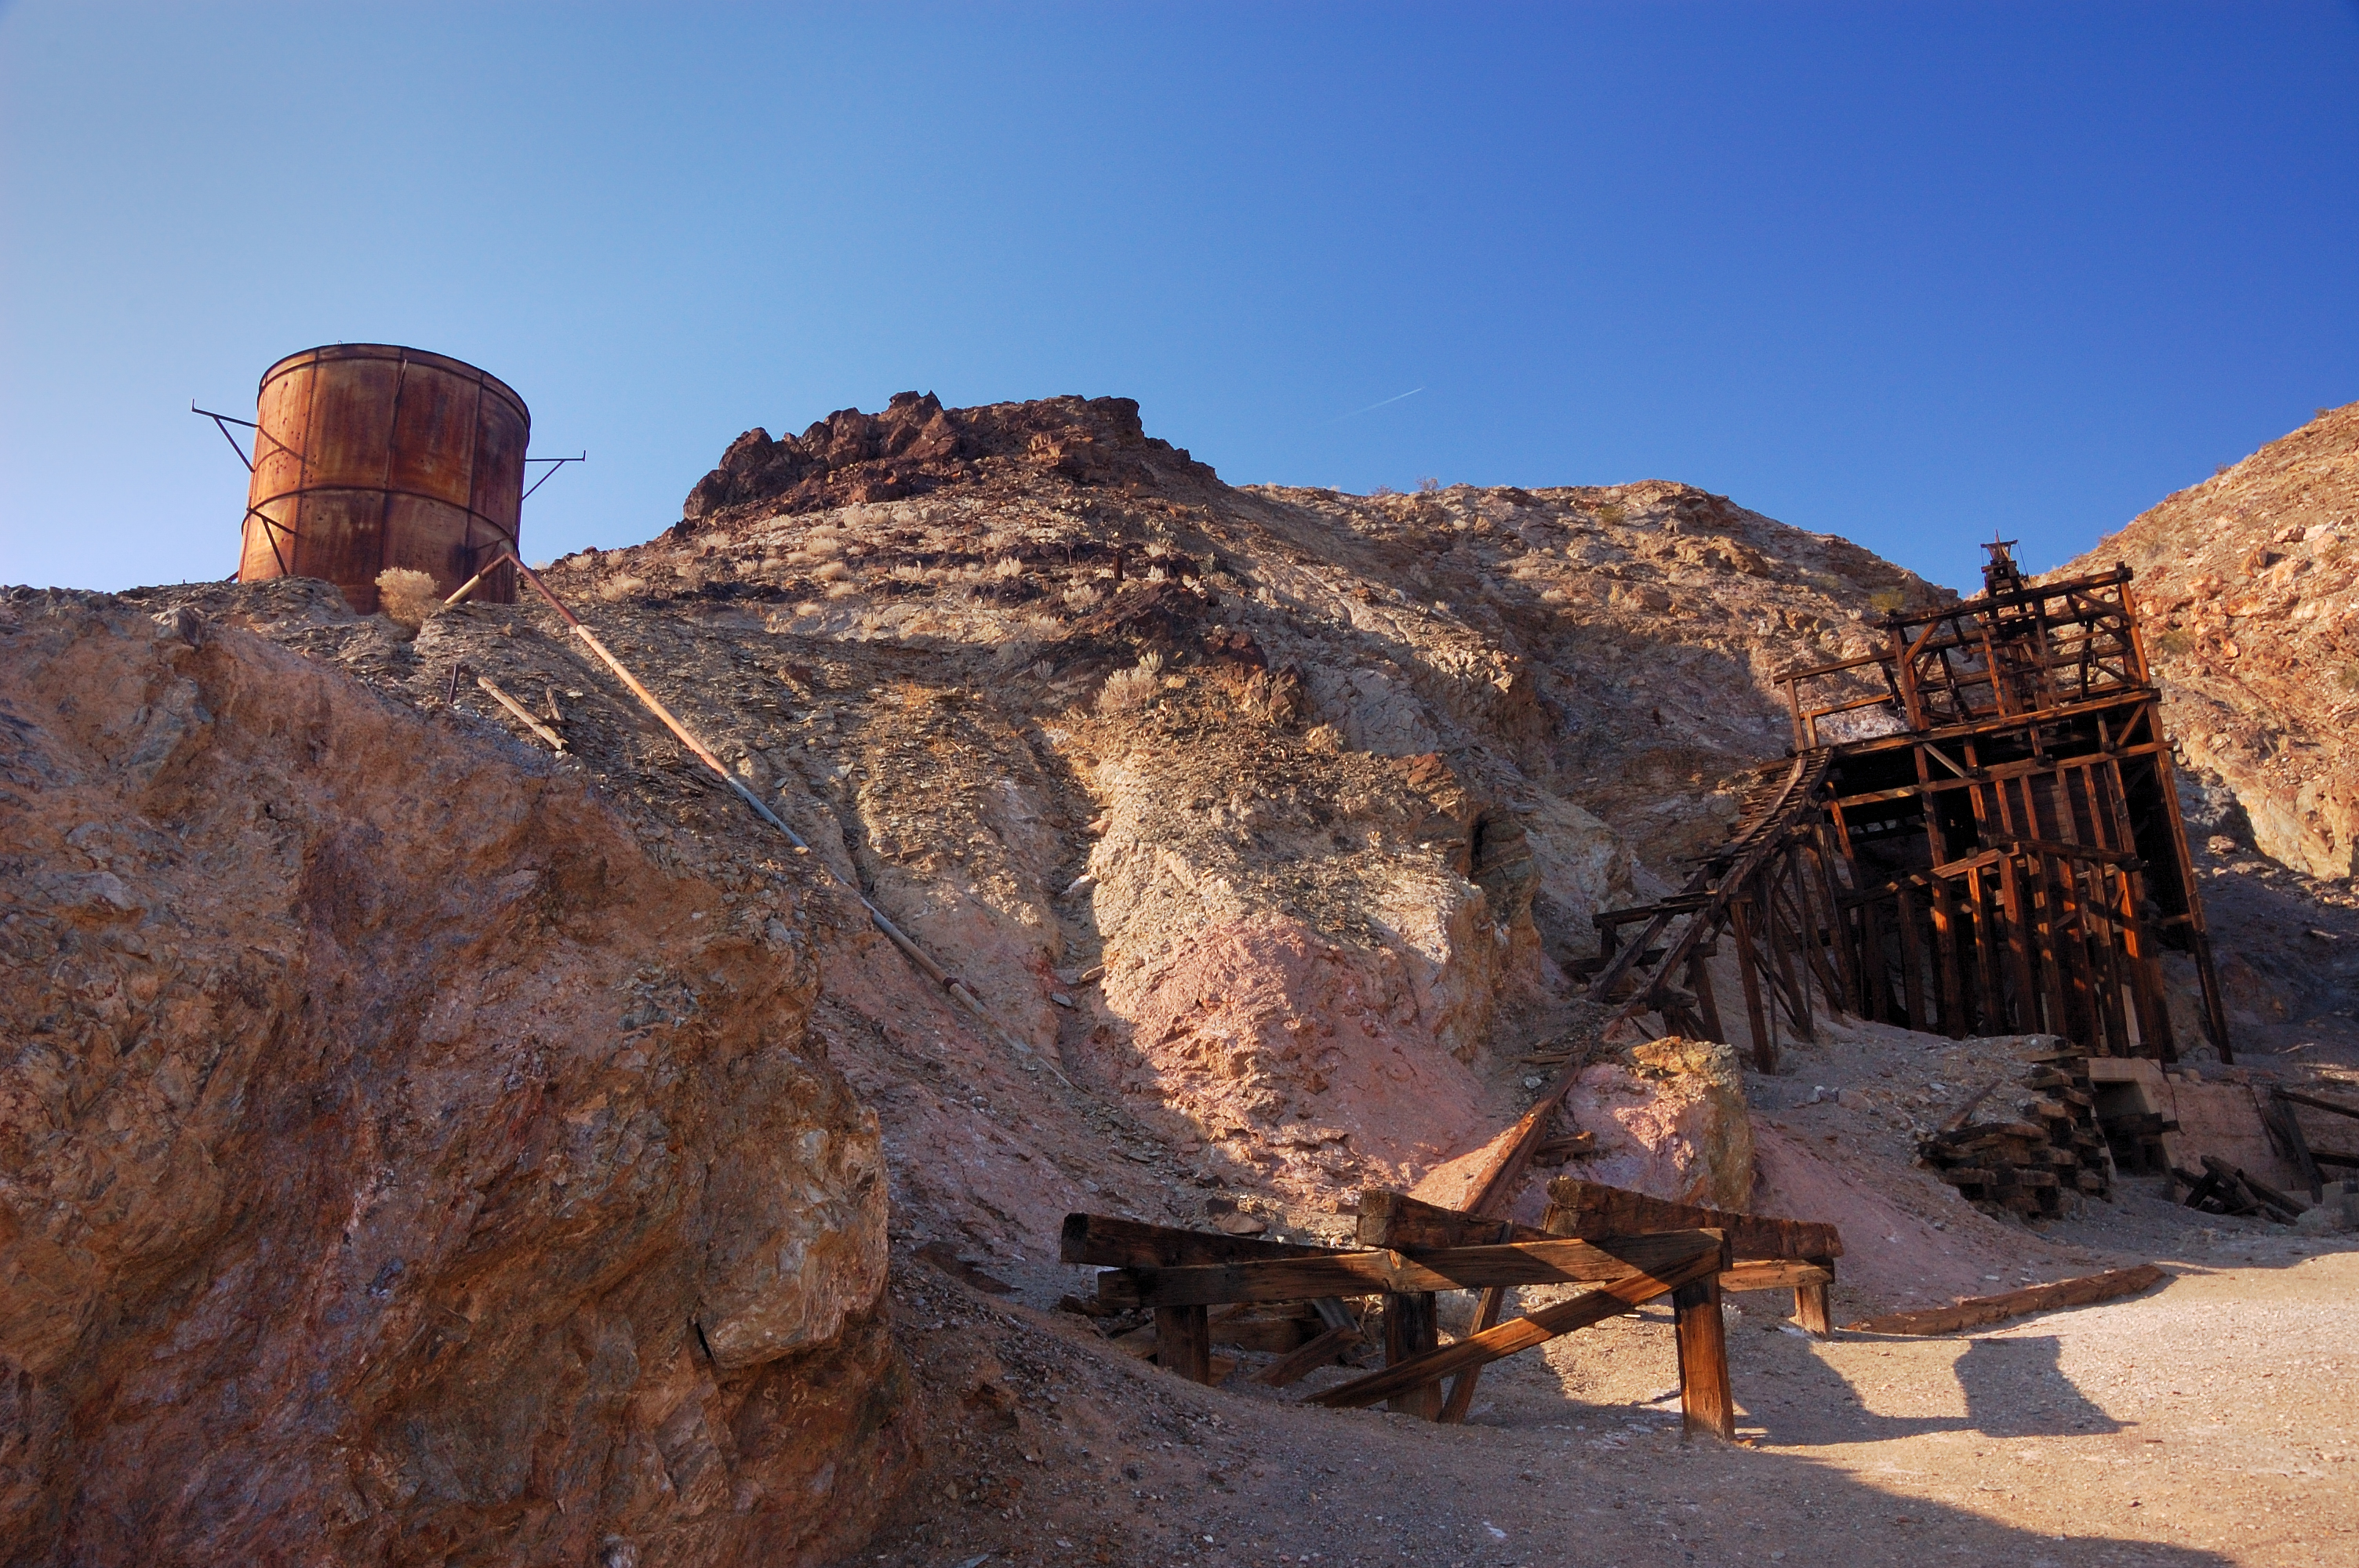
[1843,1264,2168,1337]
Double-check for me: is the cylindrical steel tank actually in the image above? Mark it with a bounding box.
[238,344,530,613]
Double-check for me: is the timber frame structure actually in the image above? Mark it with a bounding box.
[1583,541,2230,1070]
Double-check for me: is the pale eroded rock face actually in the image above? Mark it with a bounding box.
[1409,1038,1754,1217]
[0,592,910,1566]
[1561,1039,1755,1213]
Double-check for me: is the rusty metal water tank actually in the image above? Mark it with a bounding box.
[237,344,529,613]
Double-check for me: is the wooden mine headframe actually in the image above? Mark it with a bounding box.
[1587,541,2231,1066]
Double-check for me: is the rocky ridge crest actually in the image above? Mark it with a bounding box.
[2063,401,2359,882]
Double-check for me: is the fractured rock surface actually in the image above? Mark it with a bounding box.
[2066,401,2359,880]
[0,591,910,1566]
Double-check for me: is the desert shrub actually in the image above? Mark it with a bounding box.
[375,568,442,634]
[1096,652,1166,714]
[1417,476,1441,495]
[2336,662,2359,695]
[812,561,849,582]
[1064,584,1102,609]
[1596,503,1626,525]
[1867,586,1907,614]
[2154,630,2195,658]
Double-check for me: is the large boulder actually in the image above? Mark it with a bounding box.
[0,591,912,1566]
[1559,1038,1755,1212]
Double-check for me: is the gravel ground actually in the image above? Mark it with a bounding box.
[847,1188,2357,1568]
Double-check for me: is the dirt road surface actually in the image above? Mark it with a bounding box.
[850,1196,2356,1568]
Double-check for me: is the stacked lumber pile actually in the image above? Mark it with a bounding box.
[1916,1045,2114,1218]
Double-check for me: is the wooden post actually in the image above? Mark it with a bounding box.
[1792,1254,1834,1338]
[1859,892,1893,1023]
[1896,882,1927,1031]
[1154,1305,1213,1385]
[1730,898,1775,1072]
[1673,1274,1735,1440]
[1930,879,1968,1038]
[1685,946,1725,1044]
[1763,875,1813,1042]
[1382,1292,1444,1419]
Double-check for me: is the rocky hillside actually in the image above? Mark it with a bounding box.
[0,592,911,1565]
[2065,401,2359,881]
[486,396,1954,1210]
[20,390,2359,1564]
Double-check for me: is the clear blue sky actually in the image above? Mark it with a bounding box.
[5,2,2356,596]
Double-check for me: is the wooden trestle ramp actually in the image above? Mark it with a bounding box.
[1061,1181,1844,1441]
[1569,541,2231,1093]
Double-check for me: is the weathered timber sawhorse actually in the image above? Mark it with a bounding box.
[1063,1195,1746,1440]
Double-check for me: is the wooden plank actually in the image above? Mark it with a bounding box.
[1154,1305,1212,1383]
[1383,1291,1444,1418]
[1357,1190,1545,1250]
[1843,1265,2166,1335]
[1793,1271,1834,1338]
[1095,1230,1728,1308]
[1673,1273,1735,1440]
[1542,1178,1844,1260]
[1730,896,1775,1071]
[2203,1154,2305,1221]
[2267,1089,2324,1202]
[1720,1259,1833,1291]
[1252,1323,1363,1388]
[1307,1236,1725,1409]
[1438,1285,1510,1424]
[1060,1212,1335,1269]
[1209,1307,1316,1353]
[2275,1088,2359,1123]
[1896,880,1927,1030]
[1685,946,1726,1044]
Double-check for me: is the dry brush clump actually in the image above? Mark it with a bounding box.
[373,567,442,635]
[1096,651,1166,714]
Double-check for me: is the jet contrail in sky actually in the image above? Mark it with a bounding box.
[1329,387,1424,423]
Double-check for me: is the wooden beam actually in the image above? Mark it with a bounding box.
[1252,1323,1362,1388]
[1307,1237,1725,1409]
[2266,1090,2324,1203]
[1674,1273,1735,1440]
[1383,1291,1444,1418]
[1730,897,1775,1072]
[2275,1088,2359,1123]
[1357,1190,1544,1250]
[1095,1231,1728,1308]
[1843,1265,2166,1336]
[1438,1285,1510,1424]
[1061,1212,1335,1269]
[1543,1178,1844,1261]
[1793,1265,1834,1338]
[1154,1305,1213,1383]
[1720,1259,1834,1291]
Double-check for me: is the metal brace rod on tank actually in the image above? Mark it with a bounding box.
[522,452,586,502]
[192,403,257,470]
